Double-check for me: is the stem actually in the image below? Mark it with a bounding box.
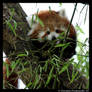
[64,3,77,42]
[60,3,77,59]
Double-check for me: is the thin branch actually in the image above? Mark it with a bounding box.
[64,3,77,41]
[84,5,88,24]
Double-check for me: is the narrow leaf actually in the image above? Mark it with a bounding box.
[45,66,54,86]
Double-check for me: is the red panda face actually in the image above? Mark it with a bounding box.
[27,10,76,42]
[27,10,76,60]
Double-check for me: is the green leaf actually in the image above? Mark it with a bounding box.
[55,42,70,48]
[33,74,39,89]
[11,59,20,72]
[43,60,48,72]
[31,15,34,26]
[59,3,62,6]
[55,44,66,48]
[59,60,73,75]
[70,71,79,84]
[84,38,88,43]
[45,66,54,87]
[36,15,44,27]
[59,64,69,75]
[17,53,28,57]
[25,81,32,89]
[6,64,9,78]
[9,8,15,21]
[6,21,17,36]
[75,25,84,34]
[13,20,17,31]
[49,6,51,11]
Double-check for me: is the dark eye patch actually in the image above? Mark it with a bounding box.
[46,31,50,34]
[56,29,61,33]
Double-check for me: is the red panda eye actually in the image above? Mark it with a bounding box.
[56,29,60,33]
[46,31,50,34]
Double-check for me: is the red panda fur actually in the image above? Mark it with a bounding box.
[27,10,76,60]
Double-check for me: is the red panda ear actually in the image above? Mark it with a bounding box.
[57,9,66,17]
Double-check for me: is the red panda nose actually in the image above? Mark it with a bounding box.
[52,36,56,40]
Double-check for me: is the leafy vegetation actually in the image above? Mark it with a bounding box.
[3,3,89,89]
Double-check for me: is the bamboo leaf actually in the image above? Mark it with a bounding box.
[49,6,51,11]
[75,25,84,34]
[6,21,17,36]
[55,44,66,48]
[36,15,44,27]
[59,3,62,6]
[6,64,9,78]
[25,81,32,89]
[13,20,17,31]
[70,71,79,84]
[45,66,54,87]
[11,59,20,72]
[59,64,69,75]
[17,53,28,57]
[33,74,39,89]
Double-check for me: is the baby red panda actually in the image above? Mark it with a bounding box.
[26,9,76,61]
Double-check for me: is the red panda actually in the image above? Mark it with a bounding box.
[27,10,76,61]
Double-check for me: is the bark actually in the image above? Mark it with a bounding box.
[3,3,89,90]
[3,3,30,56]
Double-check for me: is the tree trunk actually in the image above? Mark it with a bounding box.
[3,3,89,90]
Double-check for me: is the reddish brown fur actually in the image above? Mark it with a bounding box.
[29,10,76,39]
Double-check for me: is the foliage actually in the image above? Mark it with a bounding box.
[5,8,17,36]
[3,3,89,89]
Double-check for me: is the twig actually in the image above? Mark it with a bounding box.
[64,3,77,42]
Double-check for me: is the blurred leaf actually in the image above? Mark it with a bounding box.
[45,66,54,87]
[36,15,44,27]
[25,81,32,89]
[6,64,9,78]
[75,25,84,34]
[70,71,79,84]
[49,6,51,11]
[59,3,62,6]
[14,20,17,31]
[80,4,86,14]
[9,8,15,21]
[84,6,88,24]
[59,59,73,75]
[6,21,17,36]
[55,44,66,48]
[33,74,39,89]
[31,15,35,27]
[84,38,88,43]
[11,59,20,72]
[59,63,69,75]
[17,53,28,57]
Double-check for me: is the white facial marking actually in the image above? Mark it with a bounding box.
[38,31,45,38]
[27,14,39,36]
[27,23,38,36]
[47,32,59,40]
